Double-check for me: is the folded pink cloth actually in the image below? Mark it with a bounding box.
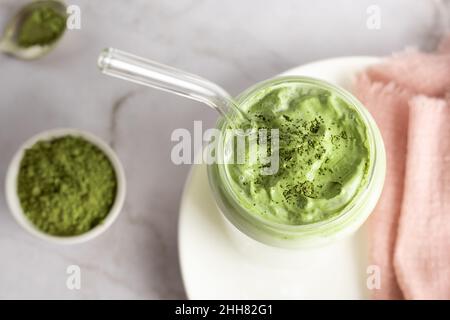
[354,38,450,300]
[396,96,450,299]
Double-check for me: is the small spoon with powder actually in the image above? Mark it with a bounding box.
[0,0,67,60]
[98,48,253,132]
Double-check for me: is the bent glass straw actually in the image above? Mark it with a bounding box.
[97,48,250,130]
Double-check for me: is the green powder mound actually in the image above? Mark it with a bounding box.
[226,82,371,225]
[18,136,117,236]
[17,5,67,48]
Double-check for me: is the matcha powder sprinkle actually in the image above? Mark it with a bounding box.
[17,136,117,236]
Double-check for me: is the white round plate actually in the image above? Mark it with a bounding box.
[179,56,381,300]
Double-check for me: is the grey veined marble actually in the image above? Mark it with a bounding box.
[0,0,448,299]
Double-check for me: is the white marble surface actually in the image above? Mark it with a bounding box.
[0,0,448,299]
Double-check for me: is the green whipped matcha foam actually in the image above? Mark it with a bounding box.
[225,80,371,225]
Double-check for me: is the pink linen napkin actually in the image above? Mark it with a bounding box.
[354,38,450,300]
[395,96,450,299]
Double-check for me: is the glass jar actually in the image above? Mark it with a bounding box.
[207,76,386,248]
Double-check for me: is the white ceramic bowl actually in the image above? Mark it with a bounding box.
[5,128,126,244]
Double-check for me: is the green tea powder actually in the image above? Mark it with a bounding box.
[18,136,117,236]
[17,4,67,48]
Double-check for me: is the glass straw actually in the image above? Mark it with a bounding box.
[98,48,251,130]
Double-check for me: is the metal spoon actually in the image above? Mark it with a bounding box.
[0,0,67,60]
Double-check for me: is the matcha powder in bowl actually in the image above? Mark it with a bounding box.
[6,129,126,243]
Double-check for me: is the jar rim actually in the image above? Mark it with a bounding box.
[214,76,379,236]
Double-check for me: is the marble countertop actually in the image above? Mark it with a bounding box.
[0,0,448,299]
